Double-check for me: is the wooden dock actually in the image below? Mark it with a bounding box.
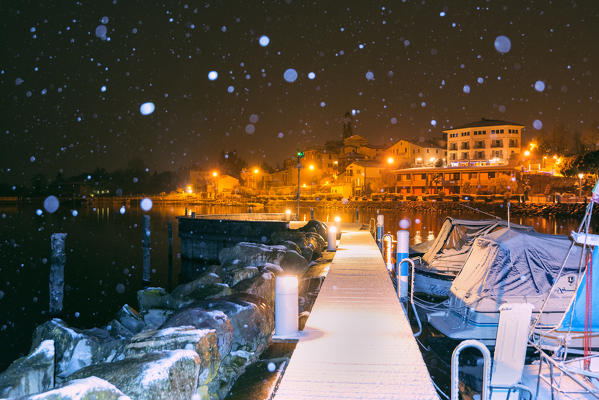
[273,225,439,399]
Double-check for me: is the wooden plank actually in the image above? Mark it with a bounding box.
[274,228,439,400]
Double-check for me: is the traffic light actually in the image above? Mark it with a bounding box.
[297,151,304,158]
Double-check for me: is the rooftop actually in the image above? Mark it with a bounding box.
[444,118,525,131]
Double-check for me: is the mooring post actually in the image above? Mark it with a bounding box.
[184,207,188,216]
[142,215,151,283]
[355,208,359,224]
[310,207,314,220]
[249,205,253,214]
[167,219,173,291]
[49,233,67,314]
[396,230,410,299]
[376,215,384,251]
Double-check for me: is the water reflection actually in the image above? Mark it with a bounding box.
[0,202,583,372]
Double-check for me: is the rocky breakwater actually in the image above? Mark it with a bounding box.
[0,220,330,400]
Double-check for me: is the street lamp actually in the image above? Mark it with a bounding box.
[578,173,584,198]
[387,157,394,165]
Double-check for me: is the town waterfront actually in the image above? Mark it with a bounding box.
[0,201,582,372]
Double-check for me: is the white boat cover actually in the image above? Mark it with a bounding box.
[451,228,583,306]
[420,217,534,274]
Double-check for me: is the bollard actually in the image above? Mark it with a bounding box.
[310,207,314,220]
[327,226,337,251]
[167,220,173,291]
[355,208,359,224]
[376,215,384,251]
[249,205,253,214]
[275,276,298,338]
[185,207,188,216]
[396,230,409,298]
[49,233,67,314]
[142,215,151,282]
[334,215,341,231]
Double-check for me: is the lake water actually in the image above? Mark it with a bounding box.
[0,201,582,371]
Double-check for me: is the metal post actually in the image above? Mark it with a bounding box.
[376,215,384,251]
[310,207,314,220]
[396,230,409,298]
[184,207,187,216]
[249,205,252,214]
[297,161,301,218]
[167,220,173,291]
[142,215,151,282]
[355,208,359,223]
[49,233,67,314]
[507,201,511,229]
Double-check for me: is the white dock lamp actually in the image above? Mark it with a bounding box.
[274,275,299,339]
[328,226,337,251]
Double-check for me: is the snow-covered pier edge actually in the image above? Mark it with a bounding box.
[0,220,330,400]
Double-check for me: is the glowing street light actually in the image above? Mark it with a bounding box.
[387,157,394,165]
[523,150,531,157]
[186,185,193,194]
[308,164,315,171]
[253,168,260,174]
[212,171,218,177]
[578,173,584,198]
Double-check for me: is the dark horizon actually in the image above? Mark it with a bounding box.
[2,0,598,183]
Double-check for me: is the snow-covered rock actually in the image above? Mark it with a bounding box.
[115,304,145,334]
[218,242,287,268]
[27,376,130,399]
[125,326,220,385]
[30,319,125,378]
[0,340,54,397]
[66,350,200,400]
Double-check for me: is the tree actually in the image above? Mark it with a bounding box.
[219,150,247,179]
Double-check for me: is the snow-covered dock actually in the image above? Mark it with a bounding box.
[273,224,439,400]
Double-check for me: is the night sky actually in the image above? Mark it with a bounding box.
[1,0,598,183]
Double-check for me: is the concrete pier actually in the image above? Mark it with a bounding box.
[273,224,438,400]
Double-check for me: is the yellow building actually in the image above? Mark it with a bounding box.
[346,161,386,196]
[444,118,524,166]
[386,140,446,167]
[392,165,520,195]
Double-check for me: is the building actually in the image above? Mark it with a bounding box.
[345,160,386,196]
[445,118,524,166]
[392,165,520,195]
[386,140,446,167]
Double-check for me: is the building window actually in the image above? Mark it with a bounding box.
[488,172,495,178]
[421,174,426,179]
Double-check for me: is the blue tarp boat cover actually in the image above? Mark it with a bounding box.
[451,228,584,306]
[420,217,535,274]
[557,245,599,332]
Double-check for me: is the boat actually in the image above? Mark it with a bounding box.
[412,217,534,298]
[427,227,583,345]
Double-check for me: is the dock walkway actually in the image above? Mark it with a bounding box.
[273,225,439,399]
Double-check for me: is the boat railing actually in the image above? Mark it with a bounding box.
[534,349,599,399]
[451,340,491,400]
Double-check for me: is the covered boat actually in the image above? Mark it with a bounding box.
[427,227,582,345]
[413,217,534,297]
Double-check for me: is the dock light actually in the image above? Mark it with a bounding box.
[327,226,337,251]
[334,215,341,230]
[285,209,292,220]
[274,276,299,338]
